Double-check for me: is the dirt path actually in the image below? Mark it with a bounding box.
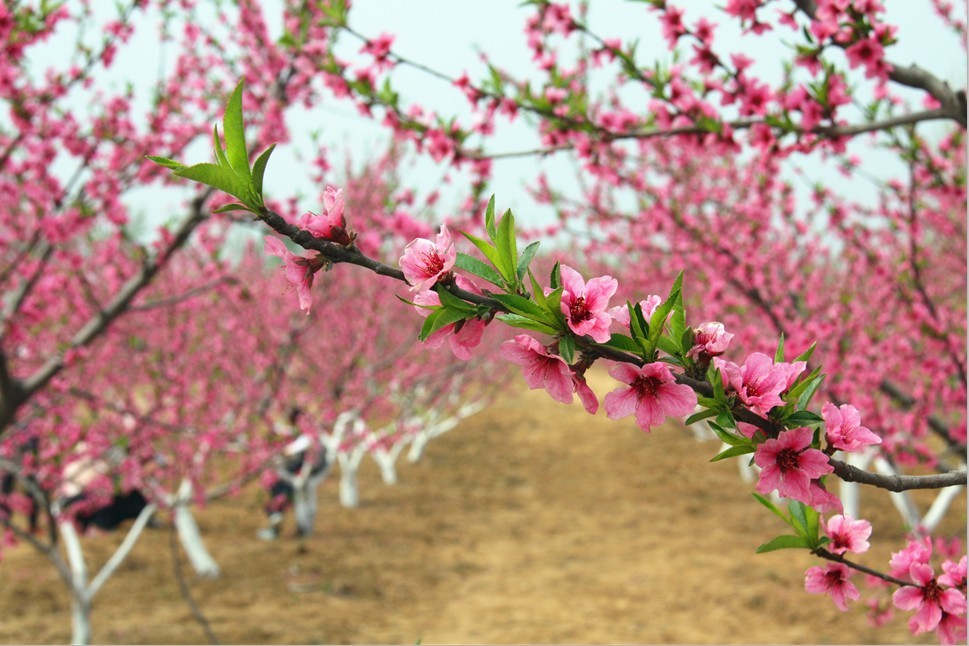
[0,371,962,643]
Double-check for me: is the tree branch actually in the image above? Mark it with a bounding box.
[813,548,913,587]
[792,0,967,127]
[830,460,967,491]
[1,198,210,432]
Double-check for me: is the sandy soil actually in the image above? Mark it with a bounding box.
[0,369,964,644]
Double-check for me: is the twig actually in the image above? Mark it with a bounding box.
[169,522,221,645]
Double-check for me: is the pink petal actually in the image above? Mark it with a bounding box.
[583,275,618,310]
[657,382,698,417]
[607,362,641,386]
[634,395,664,431]
[604,386,638,420]
[559,264,586,296]
[264,236,288,258]
[893,586,925,611]
[296,277,313,313]
[574,376,599,414]
[450,318,485,360]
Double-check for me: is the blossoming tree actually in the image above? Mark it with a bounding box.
[2,0,966,643]
[148,0,965,639]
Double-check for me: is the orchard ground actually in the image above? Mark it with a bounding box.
[1,369,963,644]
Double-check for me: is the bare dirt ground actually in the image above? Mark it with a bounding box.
[1,370,964,644]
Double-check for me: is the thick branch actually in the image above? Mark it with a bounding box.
[879,379,965,453]
[258,207,500,309]
[830,460,967,491]
[463,108,954,160]
[1,198,208,432]
[128,276,239,312]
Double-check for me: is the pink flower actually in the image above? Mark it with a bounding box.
[845,35,888,79]
[500,335,598,413]
[571,372,599,414]
[753,427,833,502]
[824,514,871,555]
[399,225,456,292]
[264,236,324,313]
[559,265,617,343]
[604,362,697,432]
[361,32,394,70]
[296,185,350,245]
[805,563,860,611]
[936,612,968,646]
[939,556,967,589]
[890,537,933,577]
[686,322,734,360]
[807,481,843,514]
[893,563,967,634]
[413,276,486,361]
[822,403,881,453]
[715,353,805,417]
[608,295,661,327]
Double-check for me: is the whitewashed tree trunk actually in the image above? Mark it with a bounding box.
[171,480,220,578]
[372,439,408,485]
[406,431,429,463]
[58,502,156,645]
[921,484,964,533]
[337,448,365,508]
[60,521,93,646]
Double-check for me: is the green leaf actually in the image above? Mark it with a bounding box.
[461,231,509,282]
[544,287,563,322]
[792,341,817,364]
[223,79,251,178]
[549,261,561,289]
[657,335,681,357]
[708,365,726,401]
[755,535,810,553]
[516,241,541,282]
[710,444,755,462]
[528,270,547,309]
[628,302,649,351]
[714,407,737,429]
[803,503,821,545]
[774,333,786,363]
[496,313,559,335]
[145,155,185,171]
[680,327,695,356]
[496,208,518,285]
[684,408,718,426]
[788,500,810,537]
[668,273,686,349]
[419,306,468,342]
[559,334,575,365]
[251,143,276,199]
[212,203,253,213]
[490,293,554,324]
[455,252,505,286]
[648,292,677,355]
[600,333,642,355]
[174,163,252,204]
[796,373,826,411]
[436,285,478,315]
[784,410,824,428]
[213,125,231,170]
[707,423,749,447]
[752,493,791,525]
[484,195,497,242]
